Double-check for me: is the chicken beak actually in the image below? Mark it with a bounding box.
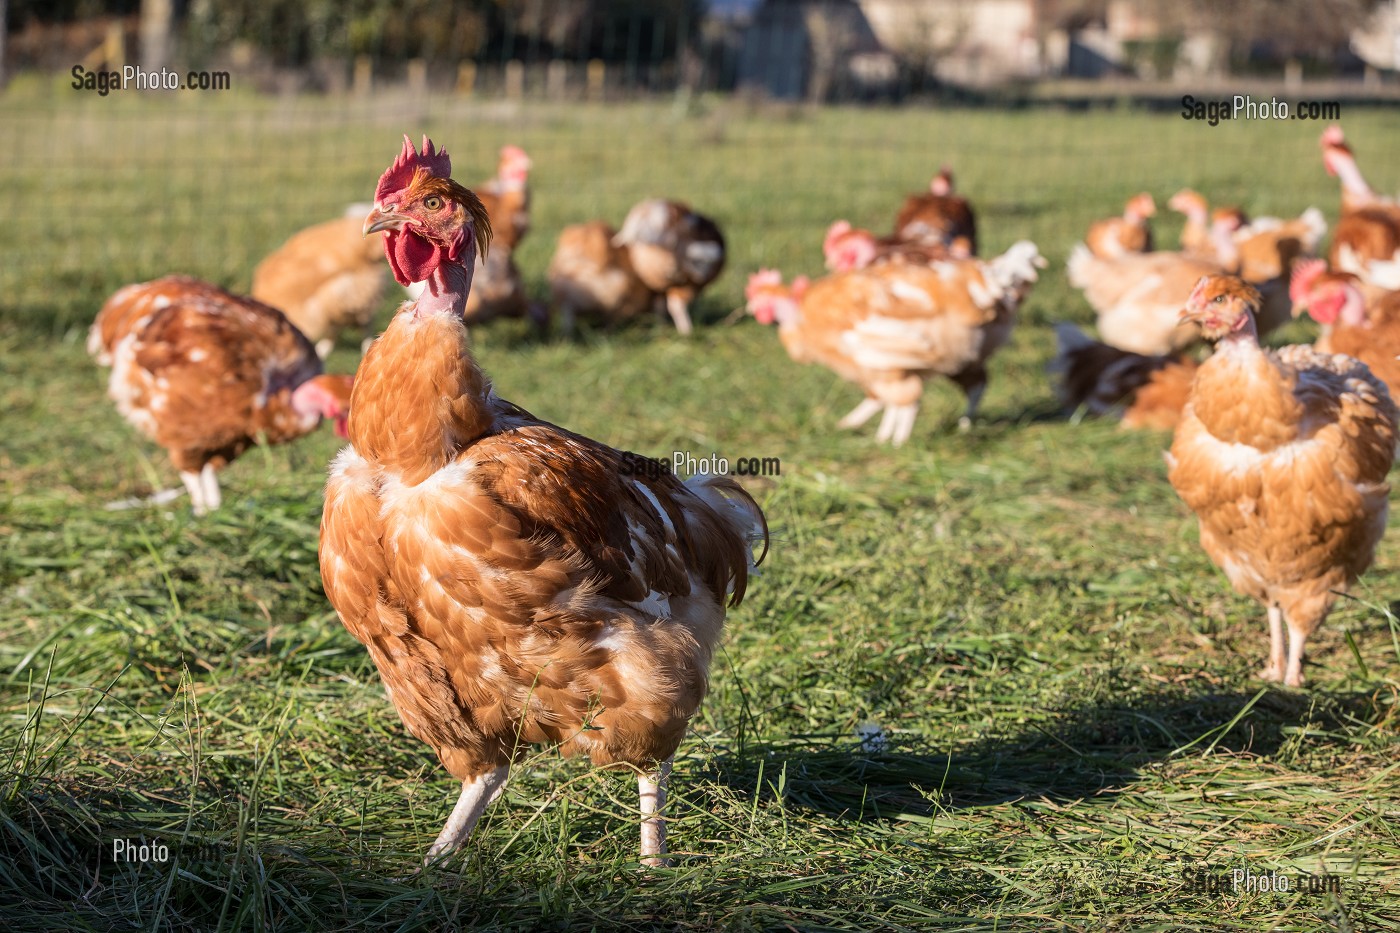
[364,206,412,236]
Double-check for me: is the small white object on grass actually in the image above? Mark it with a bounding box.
[855,721,888,753]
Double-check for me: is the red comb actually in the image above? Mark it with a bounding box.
[823,220,853,255]
[1289,258,1327,303]
[745,269,783,300]
[1320,125,1345,148]
[375,135,452,203]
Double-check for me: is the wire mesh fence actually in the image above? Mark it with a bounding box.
[3,3,1399,338]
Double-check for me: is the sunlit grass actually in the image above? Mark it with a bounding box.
[1,92,1397,931]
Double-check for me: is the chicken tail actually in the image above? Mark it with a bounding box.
[684,473,770,594]
[1051,322,1176,418]
[1066,243,1099,290]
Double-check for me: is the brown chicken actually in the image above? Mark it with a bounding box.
[892,167,977,256]
[1291,259,1400,395]
[90,276,352,514]
[743,241,1044,445]
[1169,189,1215,258]
[251,211,390,359]
[821,220,952,272]
[320,137,767,867]
[1085,192,1155,259]
[1052,323,1198,431]
[610,199,726,336]
[476,145,532,252]
[1067,244,1229,354]
[1067,198,1313,356]
[1170,190,1327,286]
[1320,126,1400,280]
[548,220,657,333]
[1168,274,1397,687]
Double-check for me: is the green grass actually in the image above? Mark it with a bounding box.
[2,88,1399,931]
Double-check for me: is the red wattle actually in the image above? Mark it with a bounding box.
[1309,298,1340,326]
[385,229,442,286]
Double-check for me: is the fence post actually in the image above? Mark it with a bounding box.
[1283,58,1301,91]
[407,58,427,96]
[140,0,173,72]
[505,60,525,100]
[547,60,568,99]
[353,56,372,96]
[456,61,476,96]
[587,59,606,101]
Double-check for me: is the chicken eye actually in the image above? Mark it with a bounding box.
[423,195,444,211]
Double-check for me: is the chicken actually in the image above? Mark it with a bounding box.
[1320,124,1392,216]
[1085,192,1155,259]
[1231,208,1327,284]
[1068,194,1313,356]
[1051,323,1198,431]
[548,220,657,333]
[610,198,726,336]
[251,211,390,359]
[1320,125,1400,279]
[90,276,352,514]
[892,166,977,256]
[476,145,532,252]
[467,248,543,328]
[822,220,952,272]
[743,242,1045,445]
[1290,259,1400,395]
[1067,245,1229,354]
[1169,189,1215,258]
[1169,190,1327,286]
[1168,274,1397,687]
[320,136,767,868]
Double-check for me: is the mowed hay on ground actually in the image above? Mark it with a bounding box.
[1,89,1398,931]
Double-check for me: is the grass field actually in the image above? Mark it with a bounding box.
[2,85,1399,931]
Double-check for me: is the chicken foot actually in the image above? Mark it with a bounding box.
[424,765,510,866]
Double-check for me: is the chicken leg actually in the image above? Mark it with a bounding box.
[837,397,884,430]
[664,291,694,336]
[1260,605,1287,683]
[639,758,674,868]
[1282,611,1315,689]
[198,464,221,514]
[424,765,510,866]
[951,364,988,432]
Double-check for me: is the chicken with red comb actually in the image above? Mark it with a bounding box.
[90,276,352,514]
[1291,258,1400,396]
[320,136,767,867]
[1168,273,1396,687]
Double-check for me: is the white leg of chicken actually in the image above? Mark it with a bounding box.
[664,292,694,336]
[424,764,510,866]
[180,471,207,516]
[638,757,674,868]
[837,398,883,430]
[1261,606,1286,683]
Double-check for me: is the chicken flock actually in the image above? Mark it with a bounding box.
[87,125,1398,867]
